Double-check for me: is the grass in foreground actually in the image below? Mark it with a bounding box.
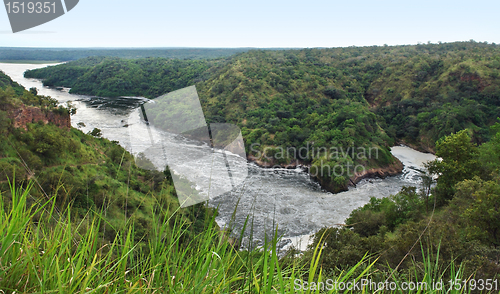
[0,181,486,293]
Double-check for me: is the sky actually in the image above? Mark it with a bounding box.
[1,0,499,48]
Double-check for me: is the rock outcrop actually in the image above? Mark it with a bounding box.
[247,154,404,194]
[10,105,71,130]
[247,154,309,170]
[349,158,404,185]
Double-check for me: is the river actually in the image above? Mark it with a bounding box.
[0,62,437,251]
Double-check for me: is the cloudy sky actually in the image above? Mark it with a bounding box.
[1,0,499,48]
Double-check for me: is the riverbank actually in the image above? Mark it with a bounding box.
[0,60,60,64]
[349,157,404,185]
[397,139,436,154]
[246,152,404,194]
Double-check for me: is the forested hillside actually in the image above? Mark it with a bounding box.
[195,41,500,152]
[24,56,225,98]
[24,41,500,193]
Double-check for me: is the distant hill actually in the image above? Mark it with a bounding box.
[24,41,500,193]
[25,56,224,97]
[0,47,291,62]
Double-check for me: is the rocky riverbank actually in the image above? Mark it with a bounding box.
[246,153,404,194]
[349,158,404,185]
[246,154,310,170]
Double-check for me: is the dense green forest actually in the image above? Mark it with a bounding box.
[25,56,225,98]
[25,41,500,193]
[0,47,274,62]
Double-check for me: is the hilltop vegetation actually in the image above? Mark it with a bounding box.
[196,41,500,152]
[24,41,500,193]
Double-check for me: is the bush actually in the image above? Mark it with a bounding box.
[89,128,102,137]
[347,209,386,237]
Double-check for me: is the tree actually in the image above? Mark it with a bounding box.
[478,119,500,175]
[426,130,480,204]
[0,87,15,107]
[451,177,500,247]
[323,86,344,99]
[420,172,435,213]
[0,110,10,134]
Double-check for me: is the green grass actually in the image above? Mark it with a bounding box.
[0,181,490,293]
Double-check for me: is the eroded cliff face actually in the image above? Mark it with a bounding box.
[10,105,71,130]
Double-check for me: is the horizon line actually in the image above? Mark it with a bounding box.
[0,40,497,50]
